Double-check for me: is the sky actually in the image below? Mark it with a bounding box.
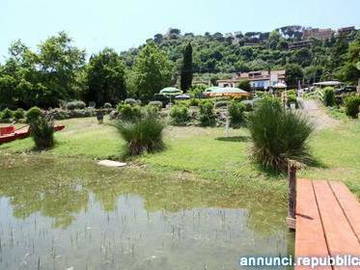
[1,0,359,61]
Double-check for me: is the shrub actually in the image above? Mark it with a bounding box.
[1,108,13,120]
[170,105,190,125]
[322,87,336,107]
[104,103,112,109]
[26,107,43,123]
[117,103,142,121]
[114,115,165,156]
[189,85,206,98]
[344,95,360,118]
[66,100,86,110]
[228,101,246,128]
[29,116,55,150]
[247,97,313,171]
[199,101,216,126]
[189,98,200,106]
[214,100,229,108]
[148,100,163,109]
[13,108,25,120]
[124,98,138,105]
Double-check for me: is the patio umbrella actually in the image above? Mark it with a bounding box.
[175,94,190,100]
[159,87,183,105]
[204,87,250,98]
[159,87,183,96]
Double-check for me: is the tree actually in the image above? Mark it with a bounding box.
[132,43,173,101]
[86,48,127,106]
[285,64,304,88]
[180,43,193,91]
[237,80,251,91]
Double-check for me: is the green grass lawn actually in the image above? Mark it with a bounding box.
[1,116,359,197]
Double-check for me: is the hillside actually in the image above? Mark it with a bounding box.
[121,26,360,84]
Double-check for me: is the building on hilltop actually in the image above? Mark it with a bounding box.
[336,26,356,37]
[303,28,334,41]
[217,70,286,90]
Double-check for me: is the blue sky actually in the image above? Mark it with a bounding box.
[1,0,359,60]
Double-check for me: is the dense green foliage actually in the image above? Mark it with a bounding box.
[180,43,193,91]
[26,106,43,123]
[228,101,246,127]
[114,114,165,156]
[1,108,13,120]
[116,103,142,121]
[199,100,216,126]
[86,48,127,106]
[1,27,359,111]
[344,95,360,118]
[13,108,25,120]
[322,87,336,107]
[121,27,360,85]
[170,104,190,125]
[66,100,86,110]
[29,116,55,150]
[128,43,173,101]
[0,32,85,109]
[247,97,313,171]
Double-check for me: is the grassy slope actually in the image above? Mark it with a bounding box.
[1,116,359,197]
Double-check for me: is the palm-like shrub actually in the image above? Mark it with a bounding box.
[114,114,165,156]
[170,105,190,125]
[247,97,313,171]
[29,116,55,150]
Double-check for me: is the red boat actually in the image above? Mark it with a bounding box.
[0,125,65,144]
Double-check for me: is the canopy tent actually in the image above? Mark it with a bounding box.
[203,87,250,98]
[313,81,342,87]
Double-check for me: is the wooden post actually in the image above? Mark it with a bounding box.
[287,163,297,230]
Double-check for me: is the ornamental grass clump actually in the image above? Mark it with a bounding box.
[29,115,55,150]
[114,111,165,156]
[247,96,314,172]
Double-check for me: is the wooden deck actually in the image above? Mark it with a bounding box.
[295,179,360,269]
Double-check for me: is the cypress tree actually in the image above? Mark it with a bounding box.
[180,43,193,91]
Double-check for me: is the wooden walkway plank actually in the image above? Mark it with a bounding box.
[295,179,331,270]
[329,181,360,243]
[313,181,360,259]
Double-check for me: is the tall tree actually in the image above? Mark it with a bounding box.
[86,48,127,106]
[131,42,172,101]
[285,64,304,88]
[180,43,193,91]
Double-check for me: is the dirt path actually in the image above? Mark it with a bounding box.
[298,98,339,130]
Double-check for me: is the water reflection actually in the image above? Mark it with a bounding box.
[0,155,294,269]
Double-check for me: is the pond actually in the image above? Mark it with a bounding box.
[0,155,294,270]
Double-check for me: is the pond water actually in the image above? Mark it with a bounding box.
[0,155,294,270]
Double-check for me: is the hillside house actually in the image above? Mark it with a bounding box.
[217,70,286,90]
